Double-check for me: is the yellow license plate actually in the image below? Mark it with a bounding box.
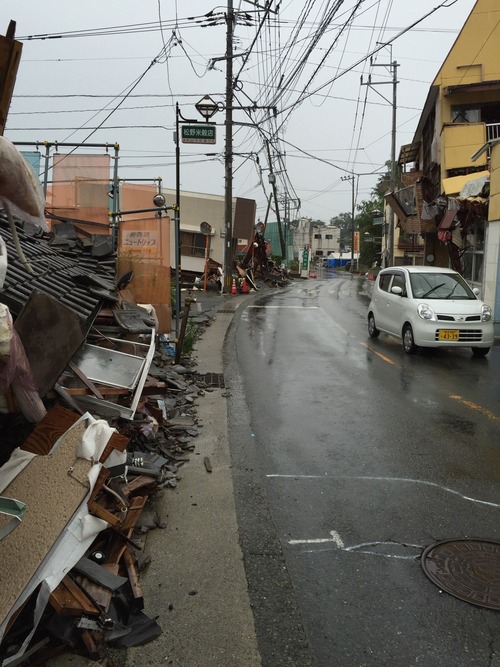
[439,329,459,341]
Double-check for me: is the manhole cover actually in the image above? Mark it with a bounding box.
[421,539,500,610]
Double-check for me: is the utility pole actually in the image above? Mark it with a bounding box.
[341,174,355,272]
[362,52,399,266]
[223,0,234,293]
[266,140,285,259]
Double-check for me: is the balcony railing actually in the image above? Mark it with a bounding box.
[486,123,500,141]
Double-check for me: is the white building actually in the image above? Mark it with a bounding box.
[292,219,341,260]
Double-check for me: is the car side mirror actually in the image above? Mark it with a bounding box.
[473,287,480,296]
[391,286,403,296]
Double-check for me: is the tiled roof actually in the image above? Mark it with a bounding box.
[0,210,116,326]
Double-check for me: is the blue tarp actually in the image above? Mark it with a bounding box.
[324,257,350,268]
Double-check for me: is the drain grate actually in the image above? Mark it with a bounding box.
[196,372,225,388]
[422,539,500,610]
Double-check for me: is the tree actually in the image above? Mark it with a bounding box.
[330,212,353,249]
[357,196,384,270]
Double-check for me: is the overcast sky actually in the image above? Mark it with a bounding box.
[3,0,476,224]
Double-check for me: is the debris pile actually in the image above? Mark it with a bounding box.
[235,229,292,290]
[0,211,211,665]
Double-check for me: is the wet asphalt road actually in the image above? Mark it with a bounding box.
[226,270,500,667]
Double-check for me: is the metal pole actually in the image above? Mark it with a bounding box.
[42,142,50,200]
[175,103,181,337]
[266,140,285,258]
[111,144,119,251]
[350,176,355,273]
[223,0,234,293]
[387,60,399,267]
[341,174,355,272]
[203,234,209,292]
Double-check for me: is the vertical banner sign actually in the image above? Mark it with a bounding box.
[300,244,310,278]
[353,231,360,253]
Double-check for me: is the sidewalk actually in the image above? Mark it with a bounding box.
[45,292,260,667]
[125,294,260,667]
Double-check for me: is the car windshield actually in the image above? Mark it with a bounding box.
[409,272,476,300]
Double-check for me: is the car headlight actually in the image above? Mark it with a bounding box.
[481,305,492,322]
[417,303,436,321]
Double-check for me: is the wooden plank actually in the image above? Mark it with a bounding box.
[20,404,80,455]
[98,430,129,464]
[0,28,22,135]
[64,383,167,397]
[105,496,148,565]
[49,575,99,617]
[121,474,157,497]
[120,495,148,532]
[123,547,144,609]
[68,361,104,399]
[74,574,113,614]
[87,499,122,528]
[80,629,101,660]
[65,386,130,397]
[86,466,125,527]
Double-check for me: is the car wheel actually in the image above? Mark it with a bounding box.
[471,347,490,358]
[368,313,380,338]
[402,324,416,354]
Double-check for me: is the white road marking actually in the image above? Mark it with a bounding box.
[267,474,500,508]
[246,305,320,309]
[289,530,344,547]
[288,531,423,560]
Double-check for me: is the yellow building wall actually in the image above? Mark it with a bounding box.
[433,0,500,91]
[442,123,487,171]
[432,0,500,125]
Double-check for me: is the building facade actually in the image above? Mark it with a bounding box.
[385,0,500,332]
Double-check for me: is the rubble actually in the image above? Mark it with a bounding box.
[0,210,217,665]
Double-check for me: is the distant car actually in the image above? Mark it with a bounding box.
[367,266,494,356]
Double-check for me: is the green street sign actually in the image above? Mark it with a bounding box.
[181,124,216,144]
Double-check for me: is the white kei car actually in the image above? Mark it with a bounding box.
[367,266,494,356]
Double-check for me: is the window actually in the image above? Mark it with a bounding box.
[180,231,206,257]
[451,105,480,123]
[379,273,392,292]
[451,102,500,125]
[462,220,485,286]
[325,234,333,239]
[392,273,406,294]
[314,233,322,239]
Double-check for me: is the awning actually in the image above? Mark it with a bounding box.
[399,142,421,165]
[441,170,489,196]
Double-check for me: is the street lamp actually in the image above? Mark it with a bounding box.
[195,95,219,122]
[174,96,219,337]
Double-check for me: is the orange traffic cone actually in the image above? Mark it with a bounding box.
[231,278,237,295]
[241,277,249,294]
